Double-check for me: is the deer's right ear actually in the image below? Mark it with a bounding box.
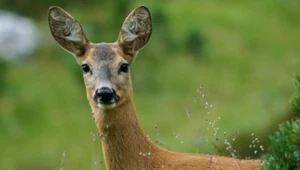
[48,6,89,56]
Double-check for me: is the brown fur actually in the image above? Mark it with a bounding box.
[92,99,261,170]
[48,6,262,170]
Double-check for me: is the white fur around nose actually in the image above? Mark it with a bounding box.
[97,84,113,91]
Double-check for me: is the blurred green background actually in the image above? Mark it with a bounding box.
[0,0,300,169]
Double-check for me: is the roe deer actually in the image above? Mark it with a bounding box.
[48,6,262,170]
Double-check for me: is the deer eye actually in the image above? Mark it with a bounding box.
[119,63,129,73]
[81,64,90,73]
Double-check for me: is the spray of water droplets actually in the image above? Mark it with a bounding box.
[248,133,264,155]
[190,84,261,162]
[144,84,261,168]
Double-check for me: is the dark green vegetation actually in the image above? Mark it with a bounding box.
[291,67,300,114]
[0,0,299,170]
[264,119,300,170]
[263,69,300,170]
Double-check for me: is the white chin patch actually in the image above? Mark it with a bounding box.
[97,103,116,109]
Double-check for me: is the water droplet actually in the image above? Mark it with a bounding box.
[185,108,190,118]
[100,135,107,141]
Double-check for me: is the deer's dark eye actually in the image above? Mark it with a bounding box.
[81,64,90,73]
[119,63,129,73]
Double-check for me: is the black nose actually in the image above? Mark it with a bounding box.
[94,87,114,103]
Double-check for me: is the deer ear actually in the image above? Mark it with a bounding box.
[117,6,152,56]
[48,6,89,56]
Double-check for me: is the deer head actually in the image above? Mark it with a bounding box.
[48,6,152,110]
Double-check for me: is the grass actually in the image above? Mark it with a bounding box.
[0,0,300,169]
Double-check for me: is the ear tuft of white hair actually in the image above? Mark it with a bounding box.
[118,6,152,55]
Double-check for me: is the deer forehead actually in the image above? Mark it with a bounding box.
[84,43,126,67]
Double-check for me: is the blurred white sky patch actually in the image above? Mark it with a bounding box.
[0,11,40,60]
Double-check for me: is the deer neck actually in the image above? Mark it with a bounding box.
[92,99,160,170]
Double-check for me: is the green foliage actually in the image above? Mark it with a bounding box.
[264,66,300,169]
[264,118,300,170]
[185,30,206,58]
[290,68,300,114]
[150,6,176,53]
[1,1,300,170]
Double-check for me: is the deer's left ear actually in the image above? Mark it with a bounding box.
[117,6,152,57]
